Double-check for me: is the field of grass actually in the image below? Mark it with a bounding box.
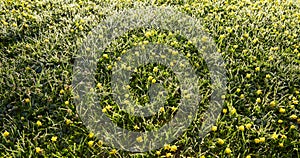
[1,0,300,157]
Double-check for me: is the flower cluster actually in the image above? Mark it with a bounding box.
[0,0,299,157]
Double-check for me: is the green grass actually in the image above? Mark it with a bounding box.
[1,0,300,157]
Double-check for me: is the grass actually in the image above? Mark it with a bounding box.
[1,0,300,157]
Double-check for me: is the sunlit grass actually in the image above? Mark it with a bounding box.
[1,0,300,157]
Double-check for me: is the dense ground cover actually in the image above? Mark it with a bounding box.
[1,0,300,157]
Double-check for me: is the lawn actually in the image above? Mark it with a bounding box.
[1,0,300,157]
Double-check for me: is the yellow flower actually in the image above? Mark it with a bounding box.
[200,156,205,158]
[35,147,42,154]
[270,101,276,107]
[164,144,171,150]
[25,98,30,103]
[59,89,64,94]
[217,138,225,145]
[153,67,159,73]
[279,143,284,147]
[172,51,178,55]
[225,147,231,154]
[245,123,252,129]
[220,34,226,39]
[170,145,177,152]
[252,38,259,44]
[266,74,271,79]
[102,54,108,59]
[259,137,265,143]
[222,109,227,114]
[279,108,285,113]
[171,107,178,112]
[166,153,172,158]
[51,136,58,142]
[211,126,218,132]
[290,105,295,109]
[278,119,283,124]
[102,108,107,113]
[255,67,260,72]
[254,138,260,144]
[25,66,31,70]
[66,119,72,125]
[271,132,278,139]
[281,135,287,139]
[133,125,139,130]
[230,108,237,115]
[136,136,143,143]
[170,62,174,67]
[151,79,156,84]
[89,88,94,92]
[256,90,262,95]
[23,38,30,46]
[144,31,152,38]
[240,94,245,99]
[2,21,8,25]
[256,98,262,103]
[105,105,112,110]
[148,76,153,81]
[88,132,94,138]
[238,125,245,132]
[65,101,69,105]
[290,114,297,120]
[155,150,161,156]
[236,88,241,93]
[290,125,296,129]
[243,33,249,38]
[88,141,94,147]
[3,131,9,137]
[36,120,42,127]
[159,107,165,113]
[107,65,112,70]
[246,74,251,79]
[246,155,251,158]
[97,83,102,89]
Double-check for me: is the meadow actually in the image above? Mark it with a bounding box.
[1,0,300,157]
